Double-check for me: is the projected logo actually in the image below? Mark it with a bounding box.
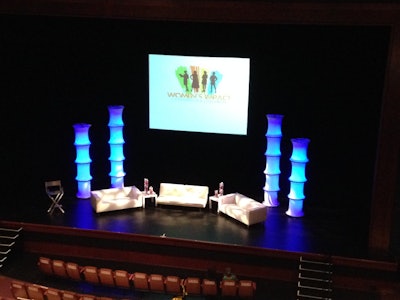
[175,66,222,95]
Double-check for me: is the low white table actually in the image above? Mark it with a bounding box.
[209,196,220,212]
[141,192,158,208]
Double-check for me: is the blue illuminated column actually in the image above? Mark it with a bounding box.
[286,138,310,217]
[108,105,126,188]
[73,123,92,199]
[263,114,284,207]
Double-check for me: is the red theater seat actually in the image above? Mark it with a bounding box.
[66,262,83,281]
[98,268,115,287]
[61,290,80,300]
[45,288,63,300]
[165,275,183,294]
[132,272,149,290]
[114,269,133,289]
[26,283,46,300]
[38,257,53,275]
[183,277,201,295]
[148,274,165,293]
[238,280,256,298]
[202,279,218,296]
[52,259,69,278]
[220,279,238,297]
[82,266,100,285]
[10,281,28,299]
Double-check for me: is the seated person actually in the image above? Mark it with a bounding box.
[222,267,237,281]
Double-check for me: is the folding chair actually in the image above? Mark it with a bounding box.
[45,180,65,214]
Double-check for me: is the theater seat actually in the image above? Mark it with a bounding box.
[165,275,183,294]
[220,279,238,297]
[66,262,83,281]
[10,281,28,299]
[26,283,46,300]
[98,268,115,287]
[83,266,100,284]
[52,259,69,278]
[79,294,97,300]
[114,270,133,289]
[183,277,201,295]
[132,272,149,290]
[38,257,53,275]
[61,290,80,300]
[148,274,165,293]
[45,288,63,300]
[238,280,256,298]
[202,278,218,296]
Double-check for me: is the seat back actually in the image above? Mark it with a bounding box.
[38,256,53,275]
[221,279,238,297]
[66,262,83,281]
[61,291,80,300]
[114,270,132,289]
[83,266,100,284]
[148,274,165,292]
[10,281,28,299]
[52,259,69,278]
[79,294,97,300]
[26,283,46,300]
[98,268,115,287]
[165,275,182,294]
[184,277,201,295]
[238,280,256,298]
[202,279,218,296]
[132,272,149,290]
[45,288,63,300]
[45,180,63,195]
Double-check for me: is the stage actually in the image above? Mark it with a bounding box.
[0,195,373,260]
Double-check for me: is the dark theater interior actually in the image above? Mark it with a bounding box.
[0,1,400,299]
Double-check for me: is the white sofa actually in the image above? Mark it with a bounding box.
[90,186,143,213]
[156,183,209,208]
[218,193,267,226]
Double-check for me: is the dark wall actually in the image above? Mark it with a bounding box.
[0,15,389,215]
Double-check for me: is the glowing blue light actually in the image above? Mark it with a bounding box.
[73,123,92,199]
[263,114,284,207]
[286,138,310,217]
[108,105,125,188]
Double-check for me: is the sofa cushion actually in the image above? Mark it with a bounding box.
[157,183,209,208]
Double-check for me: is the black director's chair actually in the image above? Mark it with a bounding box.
[45,180,65,214]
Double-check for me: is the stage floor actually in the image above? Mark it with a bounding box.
[0,195,375,260]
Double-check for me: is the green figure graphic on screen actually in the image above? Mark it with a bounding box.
[179,70,189,92]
